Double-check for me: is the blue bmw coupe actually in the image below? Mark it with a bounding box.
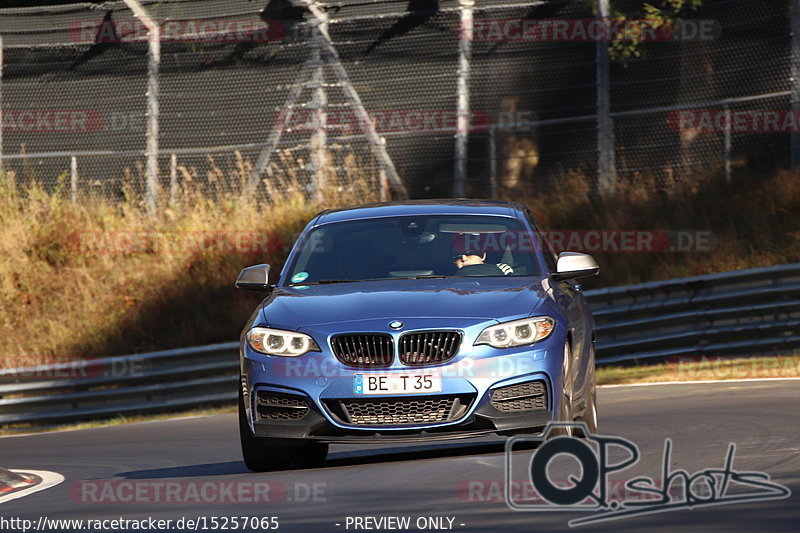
[236,200,599,471]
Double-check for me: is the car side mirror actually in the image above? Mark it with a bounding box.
[551,252,599,281]
[235,264,272,292]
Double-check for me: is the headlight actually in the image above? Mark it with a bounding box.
[474,316,555,348]
[246,327,320,357]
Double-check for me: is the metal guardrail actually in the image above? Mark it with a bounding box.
[0,343,239,427]
[2,264,799,428]
[586,263,800,364]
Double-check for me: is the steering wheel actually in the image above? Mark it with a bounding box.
[453,263,505,277]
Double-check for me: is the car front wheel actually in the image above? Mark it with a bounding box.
[288,443,329,467]
[575,342,598,437]
[549,342,575,438]
[239,387,289,472]
[575,385,598,437]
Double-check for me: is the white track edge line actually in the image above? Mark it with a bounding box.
[0,412,228,439]
[0,470,64,505]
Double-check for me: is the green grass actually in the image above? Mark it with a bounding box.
[0,406,237,435]
[597,355,800,385]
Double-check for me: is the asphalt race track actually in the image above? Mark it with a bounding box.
[1,380,798,533]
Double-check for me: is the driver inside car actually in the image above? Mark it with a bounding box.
[453,249,514,276]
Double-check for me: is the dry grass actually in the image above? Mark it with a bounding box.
[1,153,798,368]
[515,166,800,287]
[0,151,382,368]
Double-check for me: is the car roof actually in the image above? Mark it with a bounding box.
[315,199,528,225]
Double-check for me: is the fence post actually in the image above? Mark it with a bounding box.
[453,0,474,198]
[723,104,732,183]
[70,156,78,203]
[302,0,407,199]
[145,23,160,212]
[791,0,800,170]
[123,0,160,213]
[596,0,616,193]
[247,65,311,195]
[379,167,389,202]
[170,153,177,205]
[250,1,408,200]
[489,125,498,199]
[0,34,4,173]
[309,16,328,203]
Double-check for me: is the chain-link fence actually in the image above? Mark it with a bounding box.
[0,0,798,203]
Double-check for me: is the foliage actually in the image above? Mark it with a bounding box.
[607,0,704,63]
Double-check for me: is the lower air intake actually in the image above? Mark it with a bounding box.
[255,391,310,421]
[491,380,547,412]
[325,394,474,426]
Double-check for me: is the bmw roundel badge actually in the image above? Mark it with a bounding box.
[389,321,404,330]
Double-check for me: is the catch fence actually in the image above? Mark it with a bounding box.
[0,0,798,206]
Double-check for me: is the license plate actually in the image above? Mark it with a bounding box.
[354,373,442,395]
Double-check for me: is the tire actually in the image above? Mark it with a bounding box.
[239,387,289,472]
[549,342,575,438]
[287,443,329,467]
[575,386,598,437]
[575,340,598,438]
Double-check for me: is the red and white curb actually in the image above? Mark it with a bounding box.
[0,467,63,504]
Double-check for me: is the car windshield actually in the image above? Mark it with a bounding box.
[284,215,544,284]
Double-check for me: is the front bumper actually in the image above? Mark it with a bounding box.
[241,318,566,445]
[248,386,553,445]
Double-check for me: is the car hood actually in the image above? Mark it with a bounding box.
[259,277,549,328]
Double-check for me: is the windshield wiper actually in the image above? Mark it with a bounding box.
[290,276,449,286]
[372,275,451,280]
[287,279,363,286]
[308,279,373,285]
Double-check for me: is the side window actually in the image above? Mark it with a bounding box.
[525,210,558,273]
